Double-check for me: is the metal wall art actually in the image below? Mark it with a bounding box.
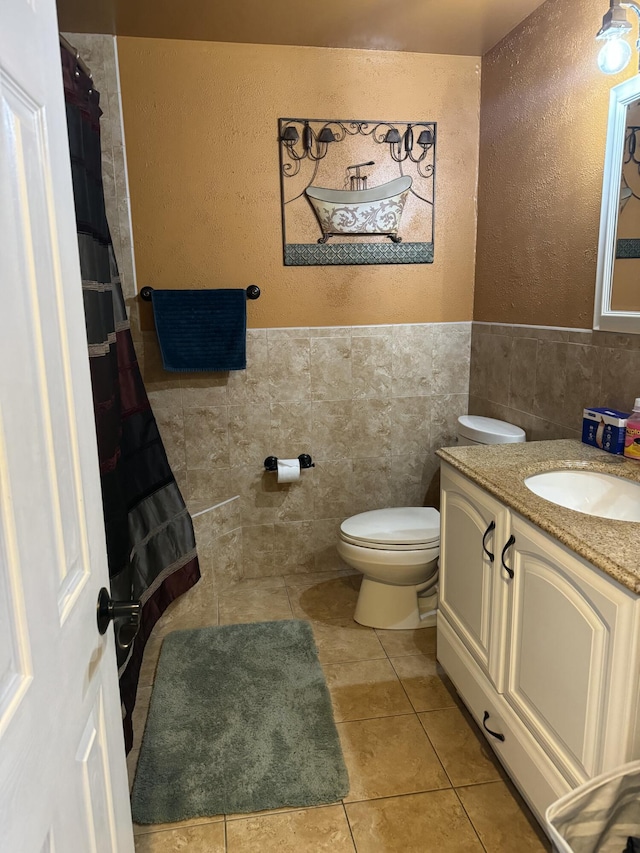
[617,111,640,259]
[278,118,436,266]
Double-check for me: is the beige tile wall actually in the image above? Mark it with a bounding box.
[142,323,471,581]
[469,322,640,439]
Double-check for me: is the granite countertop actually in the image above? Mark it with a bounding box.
[437,439,640,594]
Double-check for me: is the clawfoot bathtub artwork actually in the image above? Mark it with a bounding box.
[278,116,435,265]
[305,176,412,243]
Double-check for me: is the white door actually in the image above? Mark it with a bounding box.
[439,465,509,688]
[0,0,135,850]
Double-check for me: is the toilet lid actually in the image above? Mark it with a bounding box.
[458,415,526,444]
[340,507,440,547]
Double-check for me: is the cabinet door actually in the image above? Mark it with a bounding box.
[439,464,509,688]
[504,515,639,785]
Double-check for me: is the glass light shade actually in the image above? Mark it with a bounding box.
[384,128,401,144]
[417,129,433,146]
[598,38,632,74]
[281,126,299,143]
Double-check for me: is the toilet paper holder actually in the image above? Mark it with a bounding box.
[264,454,314,472]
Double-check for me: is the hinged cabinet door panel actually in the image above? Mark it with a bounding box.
[504,515,639,786]
[439,464,510,689]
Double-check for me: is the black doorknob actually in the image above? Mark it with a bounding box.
[96,587,142,649]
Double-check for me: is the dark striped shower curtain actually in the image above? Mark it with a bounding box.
[61,47,201,752]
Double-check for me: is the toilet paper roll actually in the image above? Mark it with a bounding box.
[277,458,301,483]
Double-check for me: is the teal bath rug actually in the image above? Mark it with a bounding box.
[130,620,349,823]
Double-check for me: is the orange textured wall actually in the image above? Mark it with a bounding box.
[117,38,480,327]
[474,0,637,328]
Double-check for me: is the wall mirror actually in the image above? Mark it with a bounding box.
[594,74,640,333]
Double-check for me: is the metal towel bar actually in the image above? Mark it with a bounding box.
[140,285,260,301]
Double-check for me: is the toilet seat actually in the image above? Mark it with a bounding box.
[340,507,440,551]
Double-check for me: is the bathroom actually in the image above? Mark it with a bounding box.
[5,0,640,848]
[60,0,638,613]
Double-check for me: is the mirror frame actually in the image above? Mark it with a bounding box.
[594,74,640,333]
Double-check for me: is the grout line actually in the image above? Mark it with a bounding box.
[343,784,455,806]
[318,655,388,666]
[133,815,225,838]
[454,778,504,790]
[391,664,414,709]
[342,801,358,852]
[475,321,594,334]
[451,787,489,853]
[415,711,458,790]
[530,336,541,420]
[334,709,420,724]
[377,629,421,711]
[224,802,342,823]
[282,583,297,620]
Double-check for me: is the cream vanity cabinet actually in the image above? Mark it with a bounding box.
[438,462,640,824]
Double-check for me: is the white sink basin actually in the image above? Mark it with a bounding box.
[524,469,640,522]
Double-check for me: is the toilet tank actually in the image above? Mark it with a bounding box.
[457,415,526,446]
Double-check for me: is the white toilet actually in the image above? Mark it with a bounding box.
[338,415,526,630]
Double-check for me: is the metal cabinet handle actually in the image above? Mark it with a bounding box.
[501,535,515,579]
[96,587,142,650]
[482,521,495,562]
[482,711,505,742]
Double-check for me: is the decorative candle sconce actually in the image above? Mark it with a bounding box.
[382,125,435,179]
[280,122,337,174]
[278,117,436,267]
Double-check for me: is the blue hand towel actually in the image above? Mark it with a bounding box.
[151,289,247,372]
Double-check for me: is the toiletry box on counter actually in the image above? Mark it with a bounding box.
[436,439,640,829]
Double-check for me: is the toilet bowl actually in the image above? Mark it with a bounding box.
[338,415,526,630]
[338,507,441,630]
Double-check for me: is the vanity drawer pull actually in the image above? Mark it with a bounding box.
[482,711,505,742]
[482,521,496,562]
[501,535,515,579]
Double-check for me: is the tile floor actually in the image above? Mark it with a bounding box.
[128,571,551,852]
